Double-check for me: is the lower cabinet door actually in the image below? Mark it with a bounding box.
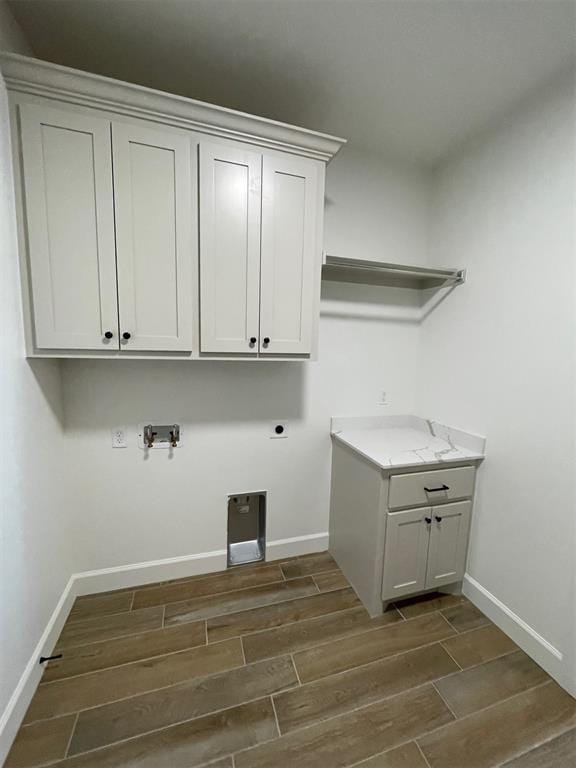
[425,501,471,589]
[382,508,431,601]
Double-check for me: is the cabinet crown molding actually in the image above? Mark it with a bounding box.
[0,53,346,162]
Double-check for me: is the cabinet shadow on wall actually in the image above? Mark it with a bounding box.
[28,358,66,428]
[60,359,306,431]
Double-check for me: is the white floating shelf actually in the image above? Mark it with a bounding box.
[322,255,466,290]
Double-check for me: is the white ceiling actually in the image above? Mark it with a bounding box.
[8,0,576,165]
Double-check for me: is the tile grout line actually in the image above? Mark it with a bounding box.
[290,653,302,685]
[431,680,460,720]
[494,724,576,768]
[270,695,282,738]
[40,635,209,686]
[135,577,289,610]
[44,690,296,762]
[207,593,362,644]
[176,584,352,630]
[159,576,352,624]
[292,638,458,688]
[232,679,452,760]
[25,647,267,726]
[129,590,136,611]
[55,611,166,651]
[415,739,434,768]
[63,582,333,656]
[27,635,460,730]
[43,606,453,690]
[440,642,518,673]
[54,582,354,674]
[414,679,555,748]
[64,711,80,759]
[54,659,556,764]
[234,602,402,647]
[344,739,432,768]
[239,635,247,665]
[25,585,521,763]
[66,605,135,626]
[439,640,463,670]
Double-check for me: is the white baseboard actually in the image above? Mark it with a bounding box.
[0,577,78,766]
[463,573,574,696]
[74,549,228,596]
[74,532,329,595]
[267,532,329,561]
[0,531,329,762]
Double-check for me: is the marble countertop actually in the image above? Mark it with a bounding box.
[331,415,486,471]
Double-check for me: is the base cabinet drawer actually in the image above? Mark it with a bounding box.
[382,501,472,601]
[388,466,475,510]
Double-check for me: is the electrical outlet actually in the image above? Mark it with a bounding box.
[270,422,288,439]
[378,390,389,407]
[111,427,127,448]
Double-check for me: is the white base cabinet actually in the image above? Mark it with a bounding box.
[4,52,343,360]
[382,501,471,601]
[329,440,480,616]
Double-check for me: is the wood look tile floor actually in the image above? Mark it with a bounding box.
[7,552,575,768]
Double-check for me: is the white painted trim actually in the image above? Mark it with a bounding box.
[0,577,77,766]
[463,574,575,696]
[266,532,329,560]
[0,531,329,760]
[0,53,345,162]
[74,549,228,595]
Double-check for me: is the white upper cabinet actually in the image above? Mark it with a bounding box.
[199,145,322,357]
[112,122,195,352]
[19,103,118,350]
[6,53,344,358]
[199,143,262,354]
[260,155,320,355]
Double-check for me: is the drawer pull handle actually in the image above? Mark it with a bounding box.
[424,484,450,493]
[435,515,443,522]
[425,517,432,524]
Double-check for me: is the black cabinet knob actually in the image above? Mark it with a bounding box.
[249,337,257,345]
[435,515,443,522]
[263,337,270,345]
[425,517,432,524]
[104,331,113,340]
[122,332,131,340]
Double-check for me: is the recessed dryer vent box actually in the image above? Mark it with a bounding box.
[227,492,266,567]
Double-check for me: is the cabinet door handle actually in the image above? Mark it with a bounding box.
[435,515,443,522]
[249,337,257,346]
[425,517,432,524]
[263,337,270,346]
[122,332,131,340]
[424,484,449,493]
[104,331,114,340]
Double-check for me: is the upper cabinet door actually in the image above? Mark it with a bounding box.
[199,143,262,354]
[112,122,195,352]
[425,501,471,590]
[19,104,118,350]
[259,155,321,355]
